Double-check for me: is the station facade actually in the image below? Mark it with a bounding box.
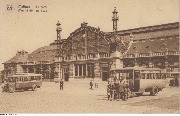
[2,8,179,81]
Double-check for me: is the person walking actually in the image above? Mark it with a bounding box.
[95,78,99,88]
[118,79,125,101]
[124,80,130,100]
[60,79,64,90]
[89,80,93,90]
[107,83,111,100]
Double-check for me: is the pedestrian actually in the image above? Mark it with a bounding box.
[113,76,117,82]
[107,83,111,100]
[118,79,126,101]
[95,78,99,88]
[109,82,114,101]
[89,80,93,90]
[124,80,130,100]
[114,81,119,100]
[60,79,64,90]
[108,78,111,84]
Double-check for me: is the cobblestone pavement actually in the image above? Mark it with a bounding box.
[0,81,179,114]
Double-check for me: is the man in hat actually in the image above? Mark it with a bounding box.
[89,80,93,90]
[60,79,64,90]
[118,79,126,101]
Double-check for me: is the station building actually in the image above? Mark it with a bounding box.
[2,8,179,81]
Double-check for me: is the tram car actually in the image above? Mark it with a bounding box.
[110,67,167,96]
[2,73,42,93]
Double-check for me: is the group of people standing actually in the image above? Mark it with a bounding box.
[107,78,130,101]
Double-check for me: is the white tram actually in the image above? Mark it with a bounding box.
[110,67,167,96]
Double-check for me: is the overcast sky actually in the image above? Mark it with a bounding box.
[0,0,179,71]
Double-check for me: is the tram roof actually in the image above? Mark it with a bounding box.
[170,72,180,74]
[7,73,42,78]
[111,67,165,71]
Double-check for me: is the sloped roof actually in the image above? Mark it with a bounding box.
[28,44,57,62]
[126,36,179,54]
[106,22,179,40]
[4,50,29,64]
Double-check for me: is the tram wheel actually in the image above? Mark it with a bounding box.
[150,87,158,96]
[32,84,37,91]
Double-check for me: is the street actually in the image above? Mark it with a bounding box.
[0,81,179,114]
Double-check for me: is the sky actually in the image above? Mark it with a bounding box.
[0,0,179,71]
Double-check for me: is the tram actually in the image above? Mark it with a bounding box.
[2,73,42,93]
[110,67,167,96]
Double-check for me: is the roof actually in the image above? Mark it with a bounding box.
[28,44,57,62]
[4,50,29,64]
[126,36,179,54]
[111,66,165,71]
[7,73,42,78]
[4,22,179,64]
[108,22,179,35]
[106,22,179,40]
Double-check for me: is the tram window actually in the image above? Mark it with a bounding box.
[35,76,40,80]
[129,73,133,79]
[161,74,166,79]
[141,73,146,79]
[156,73,161,79]
[24,77,29,81]
[30,76,34,80]
[126,73,130,79]
[29,77,32,81]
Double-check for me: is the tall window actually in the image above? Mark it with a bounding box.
[83,64,86,76]
[87,64,94,78]
[75,65,78,76]
[79,65,82,76]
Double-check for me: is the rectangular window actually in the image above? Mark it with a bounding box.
[79,65,82,76]
[141,73,146,79]
[83,64,86,76]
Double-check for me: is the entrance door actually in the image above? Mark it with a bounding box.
[64,73,69,81]
[102,72,109,81]
[134,70,140,91]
